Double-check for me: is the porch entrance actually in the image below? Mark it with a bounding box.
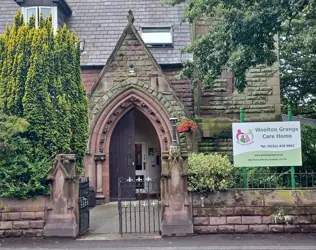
[109,108,162,201]
[86,108,162,237]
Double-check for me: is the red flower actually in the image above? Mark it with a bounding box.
[177,119,198,133]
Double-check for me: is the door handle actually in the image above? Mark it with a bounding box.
[143,162,146,170]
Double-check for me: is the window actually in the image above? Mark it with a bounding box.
[21,6,58,31]
[141,27,173,47]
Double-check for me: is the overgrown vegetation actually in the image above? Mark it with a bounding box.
[188,153,234,192]
[0,11,88,199]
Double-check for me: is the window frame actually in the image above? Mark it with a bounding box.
[23,6,39,28]
[140,26,174,48]
[21,6,58,31]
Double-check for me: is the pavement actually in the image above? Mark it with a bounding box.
[1,234,316,249]
[83,201,160,240]
[89,202,120,235]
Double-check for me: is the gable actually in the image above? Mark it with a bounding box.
[88,12,190,128]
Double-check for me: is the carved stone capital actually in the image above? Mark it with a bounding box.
[94,154,106,162]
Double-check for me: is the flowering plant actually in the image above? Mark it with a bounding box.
[177,119,198,133]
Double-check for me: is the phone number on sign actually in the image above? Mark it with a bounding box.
[261,144,295,148]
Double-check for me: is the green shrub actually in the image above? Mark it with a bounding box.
[0,11,88,168]
[188,153,234,192]
[0,112,51,199]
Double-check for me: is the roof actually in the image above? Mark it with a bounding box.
[0,0,192,66]
[282,114,316,126]
[66,0,192,66]
[0,0,19,34]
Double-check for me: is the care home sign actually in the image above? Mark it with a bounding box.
[232,122,302,167]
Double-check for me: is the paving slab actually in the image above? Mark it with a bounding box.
[89,202,120,234]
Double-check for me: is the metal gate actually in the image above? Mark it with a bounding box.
[118,177,161,235]
[79,177,90,235]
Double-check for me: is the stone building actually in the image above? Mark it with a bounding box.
[0,0,281,203]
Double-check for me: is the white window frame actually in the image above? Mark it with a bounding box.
[140,27,174,47]
[22,6,38,28]
[21,6,58,32]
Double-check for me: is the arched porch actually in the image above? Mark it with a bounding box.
[85,87,173,202]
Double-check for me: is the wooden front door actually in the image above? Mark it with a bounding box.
[109,109,135,200]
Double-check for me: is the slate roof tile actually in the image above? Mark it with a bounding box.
[0,0,192,66]
[66,0,192,66]
[0,0,19,34]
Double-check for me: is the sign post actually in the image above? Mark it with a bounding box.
[288,105,295,189]
[240,107,247,189]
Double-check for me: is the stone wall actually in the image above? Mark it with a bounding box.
[199,67,281,121]
[0,154,80,238]
[0,196,47,237]
[194,17,281,126]
[162,66,194,116]
[192,190,316,234]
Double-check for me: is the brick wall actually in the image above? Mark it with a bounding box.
[81,68,102,93]
[0,196,47,237]
[192,190,316,234]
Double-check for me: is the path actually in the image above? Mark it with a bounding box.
[88,202,119,235]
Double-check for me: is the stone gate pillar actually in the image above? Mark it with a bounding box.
[43,154,79,238]
[161,119,193,236]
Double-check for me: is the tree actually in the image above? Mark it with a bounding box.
[166,0,316,117]
[0,11,88,166]
[0,111,51,199]
[280,16,316,118]
[22,23,57,157]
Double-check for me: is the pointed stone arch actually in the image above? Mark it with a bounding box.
[86,86,176,200]
[89,86,173,154]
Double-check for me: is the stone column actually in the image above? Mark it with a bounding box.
[161,119,193,236]
[94,154,105,204]
[43,154,79,238]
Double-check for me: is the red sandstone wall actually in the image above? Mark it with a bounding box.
[192,190,316,234]
[81,68,102,93]
[0,196,48,237]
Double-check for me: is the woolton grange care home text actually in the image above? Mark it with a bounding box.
[232,122,302,167]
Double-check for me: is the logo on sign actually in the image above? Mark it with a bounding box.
[236,129,254,145]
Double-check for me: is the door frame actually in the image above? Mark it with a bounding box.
[135,141,147,193]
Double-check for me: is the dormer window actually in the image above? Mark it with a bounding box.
[15,0,72,30]
[141,27,173,48]
[21,6,58,30]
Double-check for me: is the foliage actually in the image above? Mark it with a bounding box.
[0,112,51,199]
[188,153,234,192]
[0,11,88,198]
[177,119,198,133]
[166,0,316,116]
[246,167,283,188]
[301,124,316,171]
[0,11,88,166]
[280,16,316,118]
